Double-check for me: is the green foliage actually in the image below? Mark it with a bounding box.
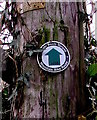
[18,72,31,88]
[77,11,89,22]
[84,6,97,116]
[43,26,50,42]
[40,26,50,45]
[8,72,31,101]
[28,51,33,57]
[53,21,58,41]
[91,38,97,47]
[8,86,17,101]
[3,89,8,96]
[87,64,97,77]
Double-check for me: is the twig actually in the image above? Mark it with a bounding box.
[0,109,11,114]
[8,54,18,78]
[19,17,35,41]
[59,2,62,20]
[87,110,97,117]
[19,7,45,15]
[0,5,5,10]
[19,21,28,42]
[45,9,55,23]
[88,88,96,109]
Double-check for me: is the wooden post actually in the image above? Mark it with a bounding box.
[15,2,86,119]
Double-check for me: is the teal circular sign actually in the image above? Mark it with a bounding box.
[37,41,70,73]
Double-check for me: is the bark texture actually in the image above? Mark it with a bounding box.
[16,2,86,119]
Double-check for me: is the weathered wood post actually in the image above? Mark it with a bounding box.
[16,2,86,119]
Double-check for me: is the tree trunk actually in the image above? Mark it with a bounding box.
[15,2,86,119]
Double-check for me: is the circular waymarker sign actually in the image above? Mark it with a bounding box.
[37,41,70,73]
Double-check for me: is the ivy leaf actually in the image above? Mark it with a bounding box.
[17,72,31,88]
[17,76,23,82]
[87,64,97,77]
[8,86,17,101]
[23,77,30,88]
[91,87,96,95]
[96,96,97,100]
[3,89,8,96]
[91,38,97,47]
[94,82,97,86]
[10,36,20,50]
[28,51,33,57]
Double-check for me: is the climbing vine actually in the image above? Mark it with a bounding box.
[0,1,43,119]
[0,1,97,119]
[83,1,97,119]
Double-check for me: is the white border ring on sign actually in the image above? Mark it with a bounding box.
[37,41,70,73]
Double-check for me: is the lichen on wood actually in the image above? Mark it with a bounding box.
[14,2,86,119]
[53,21,58,41]
[40,26,50,46]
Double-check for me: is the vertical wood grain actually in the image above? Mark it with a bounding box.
[16,2,86,119]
